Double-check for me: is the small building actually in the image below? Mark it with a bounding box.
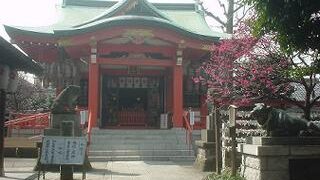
[4,0,226,130]
[0,36,42,176]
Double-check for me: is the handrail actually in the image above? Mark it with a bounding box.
[5,113,50,127]
[183,111,193,152]
[5,108,88,137]
[5,112,50,137]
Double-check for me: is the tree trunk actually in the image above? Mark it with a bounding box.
[303,107,311,121]
[226,0,234,34]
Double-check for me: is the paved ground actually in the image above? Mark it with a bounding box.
[1,158,209,180]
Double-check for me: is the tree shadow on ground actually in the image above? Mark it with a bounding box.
[90,168,140,176]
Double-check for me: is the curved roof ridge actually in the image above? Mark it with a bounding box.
[55,15,220,41]
[73,0,172,28]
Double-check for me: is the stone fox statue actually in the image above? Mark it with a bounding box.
[250,104,320,136]
[51,85,80,114]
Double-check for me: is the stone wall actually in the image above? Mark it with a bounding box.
[238,137,320,180]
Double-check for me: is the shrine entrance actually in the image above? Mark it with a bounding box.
[101,74,164,128]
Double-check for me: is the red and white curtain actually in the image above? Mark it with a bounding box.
[107,76,159,89]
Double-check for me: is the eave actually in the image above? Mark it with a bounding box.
[0,37,43,75]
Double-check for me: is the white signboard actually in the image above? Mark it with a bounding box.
[190,111,195,126]
[40,136,87,165]
[80,110,88,125]
[160,113,168,129]
[194,111,201,122]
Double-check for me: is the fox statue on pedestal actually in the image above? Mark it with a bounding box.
[50,85,80,114]
[250,103,320,137]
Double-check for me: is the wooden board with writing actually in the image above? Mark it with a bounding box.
[40,136,86,165]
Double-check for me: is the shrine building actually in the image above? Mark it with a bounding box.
[5,0,226,130]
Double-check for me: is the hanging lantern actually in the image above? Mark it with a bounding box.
[0,65,10,90]
[7,69,18,93]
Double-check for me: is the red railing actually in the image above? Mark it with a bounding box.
[117,110,147,126]
[5,112,50,136]
[183,111,193,151]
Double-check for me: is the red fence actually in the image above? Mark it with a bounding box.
[5,112,50,136]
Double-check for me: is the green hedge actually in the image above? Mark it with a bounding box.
[202,169,246,180]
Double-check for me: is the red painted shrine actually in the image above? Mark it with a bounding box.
[5,0,225,130]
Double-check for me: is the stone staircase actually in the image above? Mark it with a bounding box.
[88,128,196,161]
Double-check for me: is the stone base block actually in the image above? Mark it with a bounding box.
[201,129,215,142]
[195,140,215,148]
[246,136,320,145]
[44,127,82,136]
[194,140,216,171]
[50,114,80,129]
[194,155,215,172]
[44,128,60,136]
[239,138,320,180]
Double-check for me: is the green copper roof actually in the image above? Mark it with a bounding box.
[55,15,220,41]
[75,0,171,27]
[5,0,228,41]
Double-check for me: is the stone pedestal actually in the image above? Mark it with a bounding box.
[35,113,91,171]
[48,114,81,136]
[194,127,215,172]
[194,140,216,171]
[238,137,320,180]
[201,129,215,142]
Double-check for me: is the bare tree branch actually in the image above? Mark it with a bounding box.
[297,54,309,66]
[217,0,228,16]
[234,6,254,27]
[199,1,227,27]
[233,4,244,13]
[204,10,227,27]
[310,95,320,107]
[289,56,299,68]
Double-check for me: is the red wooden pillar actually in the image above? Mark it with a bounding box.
[200,95,208,128]
[88,47,99,129]
[166,68,173,113]
[172,52,183,127]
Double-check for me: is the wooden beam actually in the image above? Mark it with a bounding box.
[98,44,175,57]
[98,58,175,67]
[57,26,214,51]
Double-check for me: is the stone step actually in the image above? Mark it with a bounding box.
[90,139,186,145]
[89,149,194,157]
[91,129,186,135]
[89,129,195,162]
[91,134,186,139]
[89,155,196,162]
[89,144,191,151]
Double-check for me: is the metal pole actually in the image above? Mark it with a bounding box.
[0,90,6,176]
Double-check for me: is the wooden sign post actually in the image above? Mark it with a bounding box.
[214,106,221,174]
[229,105,238,176]
[40,136,87,180]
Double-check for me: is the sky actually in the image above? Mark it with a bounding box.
[0,0,222,41]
